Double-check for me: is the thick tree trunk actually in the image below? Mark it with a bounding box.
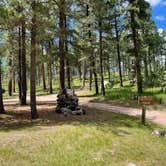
[130,11,143,93]
[99,19,105,96]
[115,17,123,87]
[21,20,27,105]
[30,1,38,119]
[0,60,5,114]
[59,0,65,91]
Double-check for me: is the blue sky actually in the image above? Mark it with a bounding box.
[145,0,166,30]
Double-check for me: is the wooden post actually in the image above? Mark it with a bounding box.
[141,105,146,125]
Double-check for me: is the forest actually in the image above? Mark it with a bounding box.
[0,0,166,165]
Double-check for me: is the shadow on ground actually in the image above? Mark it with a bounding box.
[0,102,156,135]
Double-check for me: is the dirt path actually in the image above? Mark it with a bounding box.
[4,94,166,127]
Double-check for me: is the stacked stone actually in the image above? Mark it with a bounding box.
[56,89,86,116]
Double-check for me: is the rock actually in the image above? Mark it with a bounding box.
[126,162,137,166]
[56,89,86,116]
[71,109,83,115]
[151,130,166,138]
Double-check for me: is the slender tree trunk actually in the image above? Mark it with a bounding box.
[59,0,65,91]
[78,63,82,81]
[107,64,111,83]
[115,17,123,87]
[8,58,12,96]
[21,19,27,105]
[0,60,5,114]
[30,1,38,119]
[130,11,143,93]
[82,60,86,88]
[13,71,15,93]
[65,15,71,89]
[48,62,53,94]
[86,5,93,91]
[18,26,22,102]
[143,55,148,81]
[99,19,105,96]
[41,62,46,90]
[92,54,99,95]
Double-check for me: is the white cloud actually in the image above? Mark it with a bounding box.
[158,28,164,33]
[145,0,162,6]
[155,15,165,20]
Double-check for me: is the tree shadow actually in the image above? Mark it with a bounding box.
[0,103,156,135]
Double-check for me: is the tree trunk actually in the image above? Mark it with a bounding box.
[41,62,46,90]
[18,26,22,102]
[82,60,86,88]
[66,60,71,89]
[99,19,105,96]
[8,58,12,96]
[115,17,123,87]
[130,10,143,93]
[86,5,93,91]
[143,55,148,81]
[59,0,65,91]
[92,54,99,95]
[65,15,71,89]
[21,19,27,105]
[0,60,5,114]
[107,63,111,83]
[13,71,15,93]
[48,62,53,94]
[30,1,38,119]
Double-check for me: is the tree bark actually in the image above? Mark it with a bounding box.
[8,58,12,96]
[30,1,38,119]
[65,15,71,89]
[92,54,99,95]
[130,10,143,93]
[18,26,22,102]
[86,5,93,91]
[99,19,105,96]
[0,60,5,114]
[82,60,86,88]
[48,62,53,94]
[143,55,148,81]
[115,17,123,87]
[59,0,65,91]
[41,62,46,90]
[13,71,15,93]
[21,19,27,105]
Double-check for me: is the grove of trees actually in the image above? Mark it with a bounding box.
[0,0,165,118]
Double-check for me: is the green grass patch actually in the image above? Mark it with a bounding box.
[0,107,166,166]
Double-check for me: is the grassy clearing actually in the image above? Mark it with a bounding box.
[91,81,166,111]
[0,104,166,166]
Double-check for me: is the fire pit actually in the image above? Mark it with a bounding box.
[56,89,86,116]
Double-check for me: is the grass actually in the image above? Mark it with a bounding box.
[92,81,166,111]
[0,103,166,166]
